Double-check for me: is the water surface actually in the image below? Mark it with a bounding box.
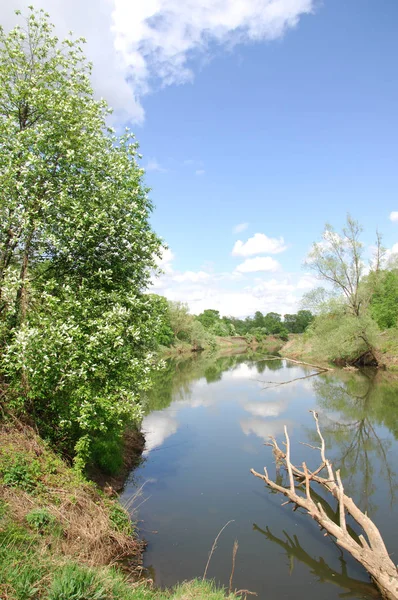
[122,352,398,599]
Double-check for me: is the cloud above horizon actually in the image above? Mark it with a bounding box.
[232,233,287,256]
[235,256,280,273]
[150,243,319,317]
[1,0,316,123]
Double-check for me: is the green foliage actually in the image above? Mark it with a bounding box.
[149,295,175,347]
[1,453,41,491]
[284,310,314,333]
[370,270,398,329]
[167,301,192,340]
[309,309,379,363]
[0,9,163,468]
[196,308,302,340]
[196,309,220,329]
[189,319,216,350]
[164,301,217,350]
[108,503,133,535]
[89,432,124,475]
[26,508,56,533]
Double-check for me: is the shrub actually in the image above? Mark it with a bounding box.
[1,453,41,491]
[26,508,56,533]
[108,504,133,535]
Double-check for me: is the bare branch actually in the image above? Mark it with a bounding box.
[251,412,398,600]
[284,426,295,493]
[203,520,234,580]
[336,469,347,532]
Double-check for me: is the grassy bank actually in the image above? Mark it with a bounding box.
[282,328,398,370]
[281,334,333,369]
[0,423,237,600]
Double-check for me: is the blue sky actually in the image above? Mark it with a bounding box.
[2,0,398,316]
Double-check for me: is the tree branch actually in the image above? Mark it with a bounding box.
[251,412,398,600]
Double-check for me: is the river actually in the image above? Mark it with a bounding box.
[121,351,398,599]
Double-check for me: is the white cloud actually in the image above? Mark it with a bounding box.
[142,412,178,454]
[1,1,315,123]
[240,417,293,440]
[390,212,398,223]
[235,256,280,273]
[233,222,249,234]
[195,169,205,176]
[250,278,294,296]
[230,364,256,379]
[243,401,284,418]
[296,273,319,289]
[146,158,168,172]
[154,247,175,274]
[153,267,320,317]
[232,233,287,256]
[172,270,210,283]
[383,242,398,266]
[161,286,298,317]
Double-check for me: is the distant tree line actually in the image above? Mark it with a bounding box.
[153,299,314,348]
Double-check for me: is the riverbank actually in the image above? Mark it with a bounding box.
[282,328,398,371]
[161,334,285,358]
[0,422,238,600]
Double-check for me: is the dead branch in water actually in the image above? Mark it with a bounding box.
[261,355,333,372]
[255,356,332,390]
[203,520,234,580]
[250,411,398,600]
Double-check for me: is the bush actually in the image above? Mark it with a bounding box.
[1,453,41,491]
[309,310,379,363]
[108,504,133,535]
[370,271,398,329]
[26,508,56,533]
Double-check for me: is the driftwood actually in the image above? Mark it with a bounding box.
[260,355,333,372]
[250,411,398,600]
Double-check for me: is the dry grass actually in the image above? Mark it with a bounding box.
[0,423,144,568]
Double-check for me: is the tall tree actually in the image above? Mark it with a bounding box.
[0,9,163,468]
[306,216,365,316]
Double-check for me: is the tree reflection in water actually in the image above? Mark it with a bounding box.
[310,369,398,514]
[253,523,380,599]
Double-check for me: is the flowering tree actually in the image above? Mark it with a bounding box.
[0,9,164,469]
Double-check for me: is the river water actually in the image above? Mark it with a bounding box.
[121,352,398,599]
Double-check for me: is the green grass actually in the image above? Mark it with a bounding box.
[0,425,237,600]
[0,523,233,600]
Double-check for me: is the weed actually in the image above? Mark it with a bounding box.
[108,503,133,535]
[48,564,108,600]
[26,508,56,533]
[1,453,41,491]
